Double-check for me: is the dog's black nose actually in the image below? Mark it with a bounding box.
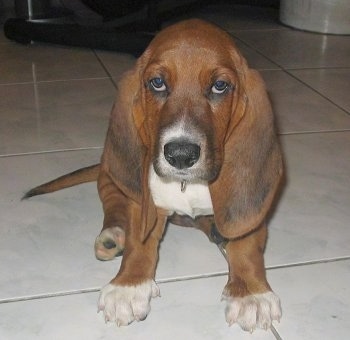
[164,142,200,169]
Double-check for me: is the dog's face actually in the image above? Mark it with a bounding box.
[137,24,243,183]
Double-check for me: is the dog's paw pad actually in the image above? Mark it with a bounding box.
[222,291,281,332]
[94,226,125,261]
[98,280,159,326]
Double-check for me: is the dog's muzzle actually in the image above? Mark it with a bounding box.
[164,141,200,170]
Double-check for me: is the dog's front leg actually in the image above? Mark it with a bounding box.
[94,169,132,260]
[222,224,282,332]
[98,200,167,326]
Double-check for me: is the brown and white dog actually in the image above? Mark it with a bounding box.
[24,19,283,332]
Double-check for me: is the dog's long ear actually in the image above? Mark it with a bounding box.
[101,58,158,242]
[131,53,162,242]
[209,67,283,240]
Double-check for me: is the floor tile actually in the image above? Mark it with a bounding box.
[261,70,350,134]
[265,132,350,266]
[0,78,115,155]
[272,260,350,340]
[0,275,278,340]
[0,151,227,301]
[290,68,350,114]
[0,150,103,300]
[235,40,280,70]
[0,42,108,84]
[234,29,350,69]
[95,50,136,81]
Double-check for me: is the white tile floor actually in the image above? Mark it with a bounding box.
[1,4,350,340]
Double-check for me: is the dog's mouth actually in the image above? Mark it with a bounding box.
[152,163,203,193]
[152,156,214,185]
[153,162,197,181]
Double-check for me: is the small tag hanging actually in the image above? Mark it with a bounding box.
[181,180,187,193]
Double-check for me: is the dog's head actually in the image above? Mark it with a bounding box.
[111,19,282,240]
[133,19,248,184]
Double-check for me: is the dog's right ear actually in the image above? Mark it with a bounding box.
[101,67,145,201]
[101,52,160,242]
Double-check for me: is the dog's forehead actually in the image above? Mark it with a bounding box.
[144,39,235,80]
[151,19,232,47]
[151,44,221,69]
[145,20,234,67]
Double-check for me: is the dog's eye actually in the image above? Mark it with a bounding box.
[211,80,229,94]
[150,78,167,92]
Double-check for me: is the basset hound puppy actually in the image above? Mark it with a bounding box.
[24,19,283,332]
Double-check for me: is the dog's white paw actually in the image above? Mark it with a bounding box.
[98,280,160,326]
[222,291,282,332]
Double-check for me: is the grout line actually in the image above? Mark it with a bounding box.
[284,66,350,71]
[92,50,118,89]
[0,288,101,305]
[266,256,350,271]
[278,129,350,136]
[0,77,111,87]
[28,77,111,84]
[0,146,103,158]
[281,69,350,116]
[157,271,229,285]
[271,324,283,340]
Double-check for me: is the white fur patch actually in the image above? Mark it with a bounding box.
[222,291,282,332]
[98,280,160,326]
[149,167,213,218]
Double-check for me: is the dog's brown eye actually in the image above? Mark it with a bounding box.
[212,80,228,94]
[150,78,167,92]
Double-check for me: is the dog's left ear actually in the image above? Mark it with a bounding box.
[209,66,283,239]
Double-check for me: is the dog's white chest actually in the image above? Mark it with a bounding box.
[149,168,213,218]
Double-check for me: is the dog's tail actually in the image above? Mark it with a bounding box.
[22,163,100,199]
